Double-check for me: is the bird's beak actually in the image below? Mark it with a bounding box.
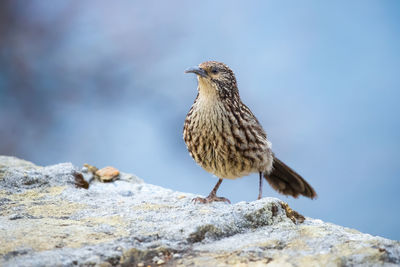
[185,67,207,78]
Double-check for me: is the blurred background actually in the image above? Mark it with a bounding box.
[0,1,399,240]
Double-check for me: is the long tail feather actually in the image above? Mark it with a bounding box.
[264,156,317,199]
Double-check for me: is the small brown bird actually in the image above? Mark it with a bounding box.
[183,61,316,203]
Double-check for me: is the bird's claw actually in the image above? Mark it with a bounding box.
[192,195,231,204]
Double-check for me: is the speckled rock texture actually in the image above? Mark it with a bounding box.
[0,156,399,266]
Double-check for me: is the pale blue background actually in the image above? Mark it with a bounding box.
[1,1,399,240]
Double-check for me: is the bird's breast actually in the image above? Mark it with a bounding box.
[184,98,272,179]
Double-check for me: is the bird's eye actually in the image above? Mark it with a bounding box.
[211,68,218,74]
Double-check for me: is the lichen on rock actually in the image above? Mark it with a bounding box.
[0,156,399,267]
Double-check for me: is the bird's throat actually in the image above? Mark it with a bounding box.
[197,77,219,100]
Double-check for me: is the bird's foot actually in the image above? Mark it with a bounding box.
[192,194,231,204]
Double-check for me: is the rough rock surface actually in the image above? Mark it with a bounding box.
[0,156,399,267]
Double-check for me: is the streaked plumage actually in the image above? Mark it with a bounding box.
[183,61,316,203]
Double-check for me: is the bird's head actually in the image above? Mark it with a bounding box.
[185,61,239,99]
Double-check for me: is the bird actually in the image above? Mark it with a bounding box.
[183,61,317,204]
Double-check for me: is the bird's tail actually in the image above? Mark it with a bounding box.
[264,156,317,199]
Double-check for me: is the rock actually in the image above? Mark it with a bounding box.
[0,156,399,267]
[95,166,120,182]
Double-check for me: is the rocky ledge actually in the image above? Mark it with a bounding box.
[0,156,399,266]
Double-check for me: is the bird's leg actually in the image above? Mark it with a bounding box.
[192,178,231,204]
[258,172,263,200]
